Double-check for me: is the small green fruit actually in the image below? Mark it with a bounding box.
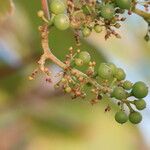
[129,112,142,124]
[115,0,132,9]
[114,68,126,81]
[123,80,132,90]
[75,58,83,66]
[115,111,128,124]
[134,99,146,110]
[54,14,70,30]
[101,4,115,20]
[132,81,148,98]
[112,87,127,100]
[94,25,102,33]
[98,63,113,79]
[78,51,91,64]
[50,0,66,14]
[82,27,91,37]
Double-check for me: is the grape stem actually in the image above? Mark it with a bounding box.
[38,24,103,90]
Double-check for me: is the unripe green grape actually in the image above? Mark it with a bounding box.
[50,0,66,14]
[115,111,128,124]
[132,81,148,98]
[123,80,132,90]
[78,51,91,64]
[82,27,91,37]
[75,58,83,66]
[134,99,146,110]
[115,0,132,9]
[100,4,115,20]
[94,25,102,33]
[107,62,117,75]
[129,111,142,124]
[98,63,113,79]
[54,14,70,30]
[112,87,127,100]
[114,68,126,81]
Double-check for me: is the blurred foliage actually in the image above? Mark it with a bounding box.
[0,0,14,22]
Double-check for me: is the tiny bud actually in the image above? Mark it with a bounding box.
[89,61,93,66]
[37,10,44,18]
[92,61,96,66]
[69,47,73,51]
[61,78,67,83]
[77,49,81,53]
[28,76,34,81]
[65,87,72,93]
[78,76,84,82]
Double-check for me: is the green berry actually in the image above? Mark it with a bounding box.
[94,25,102,33]
[54,14,70,30]
[82,27,91,37]
[115,111,128,124]
[107,62,117,75]
[123,80,132,90]
[129,112,142,124]
[78,51,91,64]
[132,81,148,98]
[50,0,66,14]
[115,0,132,9]
[98,63,113,79]
[114,68,126,81]
[112,87,127,100]
[75,58,83,66]
[101,4,115,20]
[134,99,146,110]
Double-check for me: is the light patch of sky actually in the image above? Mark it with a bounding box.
[0,39,22,67]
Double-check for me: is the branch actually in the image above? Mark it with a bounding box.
[132,7,150,20]
[41,0,50,20]
[38,25,103,90]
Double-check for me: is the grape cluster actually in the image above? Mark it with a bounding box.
[35,0,149,125]
[52,47,148,124]
[37,0,150,41]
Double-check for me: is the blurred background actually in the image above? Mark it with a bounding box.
[0,0,150,150]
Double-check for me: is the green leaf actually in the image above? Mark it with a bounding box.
[0,0,14,22]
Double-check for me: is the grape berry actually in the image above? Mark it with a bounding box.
[115,111,128,124]
[58,49,148,124]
